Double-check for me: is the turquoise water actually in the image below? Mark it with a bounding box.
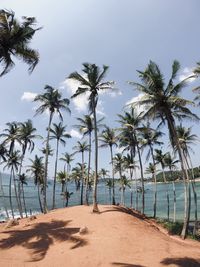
[0,174,199,221]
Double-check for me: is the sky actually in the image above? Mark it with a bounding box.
[1,0,200,178]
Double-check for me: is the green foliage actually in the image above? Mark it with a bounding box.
[163,221,183,235]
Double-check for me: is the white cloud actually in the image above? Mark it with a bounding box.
[21,92,37,102]
[178,67,196,83]
[69,129,82,139]
[125,93,147,115]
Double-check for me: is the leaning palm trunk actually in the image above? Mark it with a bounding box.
[110,145,115,205]
[92,100,99,212]
[52,140,59,209]
[166,113,190,238]
[85,132,91,205]
[43,112,53,213]
[169,168,176,223]
[0,171,9,219]
[134,133,145,214]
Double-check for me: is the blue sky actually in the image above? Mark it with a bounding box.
[1,0,200,178]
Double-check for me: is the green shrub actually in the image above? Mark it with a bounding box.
[163,221,183,235]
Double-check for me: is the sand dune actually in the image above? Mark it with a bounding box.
[0,205,199,267]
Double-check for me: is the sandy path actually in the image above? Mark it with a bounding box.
[0,205,200,267]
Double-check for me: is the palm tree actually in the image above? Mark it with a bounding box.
[73,141,89,205]
[57,170,68,194]
[154,149,170,220]
[118,108,145,214]
[140,124,163,218]
[49,122,71,209]
[164,152,179,222]
[74,115,104,205]
[27,155,44,213]
[4,150,21,218]
[145,163,157,217]
[34,85,70,213]
[0,143,9,218]
[69,63,115,212]
[99,126,118,205]
[129,60,198,238]
[18,173,28,217]
[99,168,109,203]
[17,119,40,216]
[60,152,74,192]
[105,179,113,204]
[175,125,198,234]
[0,9,41,76]
[118,175,131,205]
[0,122,20,154]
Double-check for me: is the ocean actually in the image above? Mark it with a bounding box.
[0,174,199,221]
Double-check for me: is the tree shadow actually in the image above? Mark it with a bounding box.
[0,220,87,262]
[160,257,200,267]
[101,206,146,220]
[112,262,145,267]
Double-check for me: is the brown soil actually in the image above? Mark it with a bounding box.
[0,205,199,267]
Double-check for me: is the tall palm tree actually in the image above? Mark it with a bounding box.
[118,108,145,214]
[49,122,71,209]
[74,115,104,205]
[4,150,21,218]
[18,173,28,217]
[60,152,74,174]
[118,175,131,206]
[34,85,70,213]
[99,168,109,204]
[105,179,113,204]
[57,170,68,194]
[164,152,179,222]
[0,9,41,76]
[129,60,198,238]
[0,122,20,154]
[154,149,170,220]
[69,63,115,212]
[99,126,118,205]
[73,141,89,205]
[140,124,163,218]
[0,143,9,218]
[175,125,198,234]
[27,155,44,213]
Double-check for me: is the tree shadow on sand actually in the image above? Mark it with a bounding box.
[112,262,145,267]
[101,206,146,220]
[0,220,87,262]
[160,257,200,267]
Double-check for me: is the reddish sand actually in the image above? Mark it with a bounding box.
[0,205,200,267]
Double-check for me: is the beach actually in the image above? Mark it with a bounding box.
[0,205,199,267]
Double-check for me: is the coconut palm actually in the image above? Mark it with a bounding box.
[119,175,131,205]
[117,108,145,214]
[140,124,163,218]
[105,179,113,204]
[145,163,157,217]
[60,152,74,174]
[73,141,89,205]
[69,63,115,212]
[27,155,44,213]
[18,173,28,217]
[99,126,118,205]
[99,168,109,203]
[0,143,9,218]
[175,125,199,234]
[49,122,71,209]
[34,85,70,213]
[0,9,41,76]
[129,60,198,238]
[0,122,20,154]
[74,115,104,205]
[4,150,21,218]
[164,152,179,222]
[57,170,68,194]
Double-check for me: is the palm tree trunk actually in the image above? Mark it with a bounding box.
[21,183,27,217]
[37,184,43,213]
[0,171,9,219]
[162,167,170,221]
[52,140,59,209]
[170,168,176,223]
[9,169,14,219]
[166,112,190,238]
[134,133,145,214]
[81,151,84,205]
[150,144,157,218]
[43,112,53,213]
[92,102,99,212]
[134,168,138,211]
[18,150,26,218]
[188,154,198,235]
[110,145,115,205]
[130,168,133,208]
[85,132,91,205]
[13,168,21,217]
